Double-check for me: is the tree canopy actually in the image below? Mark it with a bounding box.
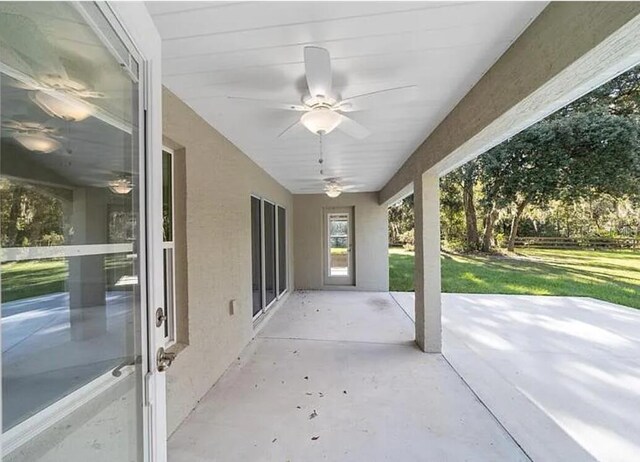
[390,64,640,252]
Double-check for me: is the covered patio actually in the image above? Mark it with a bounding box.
[168,291,527,461]
[2,2,640,461]
[169,291,640,461]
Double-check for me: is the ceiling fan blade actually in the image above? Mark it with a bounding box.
[227,96,306,111]
[277,119,302,138]
[337,85,417,111]
[337,114,370,139]
[304,46,332,98]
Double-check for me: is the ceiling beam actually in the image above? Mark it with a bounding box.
[379,2,640,205]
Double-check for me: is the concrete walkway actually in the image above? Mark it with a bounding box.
[169,291,527,461]
[392,292,640,462]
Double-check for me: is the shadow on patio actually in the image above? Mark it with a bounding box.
[392,292,640,462]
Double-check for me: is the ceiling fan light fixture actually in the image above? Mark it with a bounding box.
[301,107,341,135]
[32,90,93,122]
[13,132,61,153]
[108,178,133,195]
[325,184,342,198]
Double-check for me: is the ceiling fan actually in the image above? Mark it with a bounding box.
[2,119,64,153]
[0,13,101,122]
[297,177,365,198]
[228,46,416,139]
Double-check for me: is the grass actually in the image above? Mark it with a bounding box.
[389,247,640,309]
[1,255,133,303]
[1,259,68,302]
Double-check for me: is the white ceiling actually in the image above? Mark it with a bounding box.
[147,1,547,193]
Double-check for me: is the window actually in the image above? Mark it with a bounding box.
[162,148,176,345]
[251,196,287,319]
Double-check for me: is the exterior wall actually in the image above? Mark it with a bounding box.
[293,193,388,291]
[162,88,294,435]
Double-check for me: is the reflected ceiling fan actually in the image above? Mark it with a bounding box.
[2,119,64,153]
[228,46,416,139]
[0,13,101,122]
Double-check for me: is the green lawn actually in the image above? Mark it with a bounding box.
[1,259,68,302]
[389,247,640,309]
[1,255,133,303]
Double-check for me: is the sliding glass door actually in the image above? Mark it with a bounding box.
[251,196,262,316]
[1,2,147,460]
[277,206,287,295]
[264,201,277,307]
[251,197,287,319]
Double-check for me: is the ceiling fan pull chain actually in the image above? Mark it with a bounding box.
[318,133,324,176]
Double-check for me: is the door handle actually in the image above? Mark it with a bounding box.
[157,347,177,372]
[112,355,140,377]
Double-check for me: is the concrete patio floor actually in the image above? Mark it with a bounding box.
[168,291,527,461]
[392,292,640,462]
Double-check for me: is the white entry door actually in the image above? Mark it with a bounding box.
[0,2,166,461]
[324,208,355,286]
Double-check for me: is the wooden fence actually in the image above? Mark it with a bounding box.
[513,236,639,249]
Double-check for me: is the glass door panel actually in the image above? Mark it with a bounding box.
[263,201,276,307]
[329,214,349,276]
[0,2,145,460]
[325,208,354,286]
[250,197,262,316]
[277,206,286,295]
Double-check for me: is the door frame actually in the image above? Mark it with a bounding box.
[105,3,167,461]
[323,207,355,286]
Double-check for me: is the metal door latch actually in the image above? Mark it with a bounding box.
[156,307,167,327]
[157,347,176,372]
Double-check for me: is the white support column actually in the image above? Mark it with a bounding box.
[413,171,442,353]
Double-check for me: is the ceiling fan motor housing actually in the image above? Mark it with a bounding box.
[302,94,337,109]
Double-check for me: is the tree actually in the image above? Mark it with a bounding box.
[388,195,414,246]
[479,111,639,251]
[461,161,480,250]
[439,174,464,247]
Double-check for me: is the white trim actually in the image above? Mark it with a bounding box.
[99,2,166,460]
[1,243,134,263]
[2,366,134,455]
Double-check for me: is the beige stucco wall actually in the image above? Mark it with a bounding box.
[293,193,388,291]
[162,88,294,435]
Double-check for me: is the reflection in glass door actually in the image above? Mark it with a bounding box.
[0,2,146,460]
[325,208,354,286]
